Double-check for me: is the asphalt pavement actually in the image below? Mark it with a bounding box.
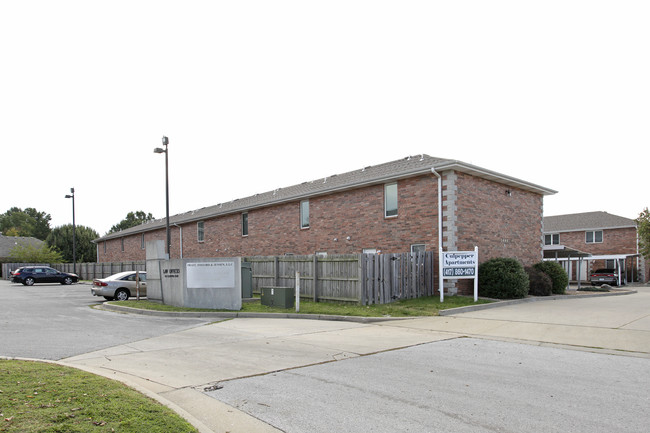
[3,280,650,433]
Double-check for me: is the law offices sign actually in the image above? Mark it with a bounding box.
[439,247,478,302]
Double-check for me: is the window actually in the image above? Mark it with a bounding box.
[197,221,205,242]
[586,230,603,243]
[242,212,248,236]
[384,183,398,217]
[141,233,145,250]
[300,200,310,229]
[103,241,106,254]
[544,234,560,245]
[411,244,426,253]
[121,238,124,252]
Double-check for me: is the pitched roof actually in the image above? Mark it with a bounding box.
[97,154,556,241]
[0,235,44,258]
[543,211,637,233]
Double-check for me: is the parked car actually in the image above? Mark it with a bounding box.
[11,266,79,286]
[590,268,620,286]
[91,271,146,301]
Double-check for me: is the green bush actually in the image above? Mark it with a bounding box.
[525,266,552,296]
[533,261,568,294]
[478,258,529,299]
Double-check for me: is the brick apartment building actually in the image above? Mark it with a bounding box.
[95,155,556,280]
[543,211,648,283]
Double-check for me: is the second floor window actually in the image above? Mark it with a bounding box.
[197,221,205,242]
[242,213,248,236]
[385,183,398,217]
[586,230,603,243]
[300,200,310,229]
[544,234,560,245]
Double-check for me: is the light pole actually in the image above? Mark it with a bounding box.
[65,188,76,274]
[154,136,171,257]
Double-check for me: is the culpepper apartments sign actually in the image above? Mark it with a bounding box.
[440,247,479,301]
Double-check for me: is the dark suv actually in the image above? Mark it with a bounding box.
[11,266,78,286]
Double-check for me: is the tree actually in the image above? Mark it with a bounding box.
[46,224,99,263]
[9,243,64,263]
[637,207,650,259]
[108,211,155,234]
[0,207,52,240]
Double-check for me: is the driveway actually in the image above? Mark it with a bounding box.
[58,284,650,433]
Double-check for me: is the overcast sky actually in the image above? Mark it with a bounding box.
[1,1,648,236]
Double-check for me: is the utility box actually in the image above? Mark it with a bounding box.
[241,262,253,299]
[261,286,294,309]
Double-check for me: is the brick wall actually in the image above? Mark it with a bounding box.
[97,170,548,295]
[98,174,442,262]
[448,172,544,295]
[454,172,544,265]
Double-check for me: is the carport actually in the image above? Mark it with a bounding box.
[543,245,590,290]
[543,245,640,289]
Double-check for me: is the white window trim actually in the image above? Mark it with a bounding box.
[545,233,560,245]
[384,182,398,218]
[197,221,205,243]
[585,230,603,244]
[242,212,248,237]
[411,243,426,253]
[300,200,310,229]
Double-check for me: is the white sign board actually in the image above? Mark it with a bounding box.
[186,262,235,289]
[439,247,479,302]
[442,251,478,278]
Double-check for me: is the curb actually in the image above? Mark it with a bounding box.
[438,289,637,316]
[98,288,637,321]
[96,303,412,323]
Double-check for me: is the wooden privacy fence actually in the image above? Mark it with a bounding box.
[5,253,437,305]
[2,261,145,281]
[245,252,436,305]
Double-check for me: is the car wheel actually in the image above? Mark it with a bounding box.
[103,296,114,301]
[115,289,129,301]
[24,277,35,286]
[62,277,73,285]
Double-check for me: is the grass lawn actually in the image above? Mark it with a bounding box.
[111,294,492,317]
[0,360,197,433]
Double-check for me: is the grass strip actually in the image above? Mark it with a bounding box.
[0,360,197,433]
[110,295,492,317]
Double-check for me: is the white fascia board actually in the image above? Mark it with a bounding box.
[434,160,558,196]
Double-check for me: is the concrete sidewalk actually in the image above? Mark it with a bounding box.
[60,285,650,433]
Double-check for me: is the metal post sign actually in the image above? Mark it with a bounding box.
[440,247,479,302]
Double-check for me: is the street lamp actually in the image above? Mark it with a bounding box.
[154,136,171,258]
[64,188,76,274]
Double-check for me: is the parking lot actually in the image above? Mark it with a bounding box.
[0,280,209,360]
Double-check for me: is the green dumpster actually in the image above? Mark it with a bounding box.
[261,286,294,309]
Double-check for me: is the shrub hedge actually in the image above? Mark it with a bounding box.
[525,266,552,296]
[478,257,529,299]
[533,261,568,294]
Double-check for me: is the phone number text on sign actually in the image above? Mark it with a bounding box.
[442,267,475,277]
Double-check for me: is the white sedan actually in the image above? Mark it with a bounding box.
[91,271,147,301]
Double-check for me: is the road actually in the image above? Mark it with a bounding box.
[0,280,209,360]
[2,278,650,433]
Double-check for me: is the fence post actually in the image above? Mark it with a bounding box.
[312,254,318,302]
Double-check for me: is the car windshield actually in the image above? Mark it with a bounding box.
[594,269,615,274]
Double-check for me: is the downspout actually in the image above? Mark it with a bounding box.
[431,168,443,301]
[172,224,183,258]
